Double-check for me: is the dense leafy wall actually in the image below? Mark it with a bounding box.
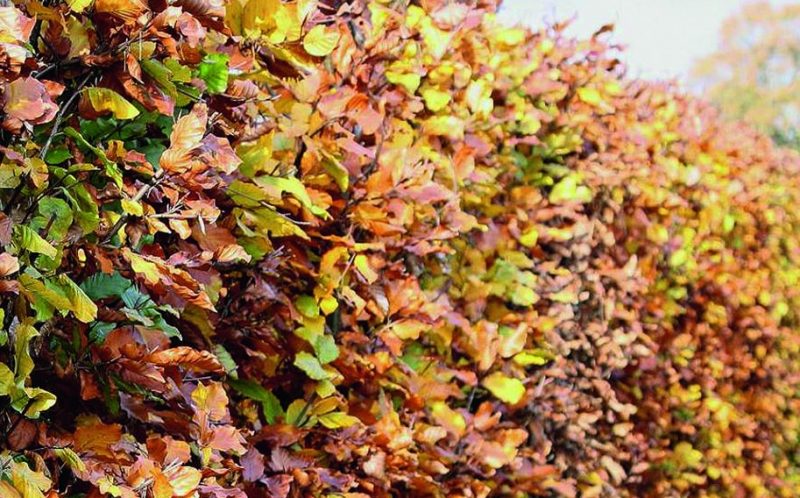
[0,0,798,497]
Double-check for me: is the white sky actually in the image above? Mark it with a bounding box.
[496,0,795,83]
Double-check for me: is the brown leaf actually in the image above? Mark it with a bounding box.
[146,346,224,374]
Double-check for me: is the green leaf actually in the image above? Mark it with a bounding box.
[58,176,100,234]
[293,351,330,380]
[164,59,192,82]
[84,87,140,120]
[44,147,73,165]
[30,197,73,242]
[254,175,329,218]
[19,274,71,312]
[64,127,123,188]
[15,225,57,259]
[285,399,310,426]
[228,180,266,208]
[214,344,238,379]
[313,334,339,365]
[228,378,284,424]
[80,272,133,300]
[17,387,56,419]
[198,53,229,94]
[315,379,336,398]
[141,59,178,99]
[88,322,116,344]
[240,206,310,240]
[482,372,526,404]
[295,295,319,318]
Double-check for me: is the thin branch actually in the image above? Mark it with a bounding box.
[40,71,95,160]
[101,169,165,245]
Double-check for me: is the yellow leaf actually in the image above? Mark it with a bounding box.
[498,325,527,358]
[420,21,451,60]
[577,87,603,107]
[66,18,91,58]
[21,387,57,419]
[303,25,340,57]
[318,411,361,429]
[386,71,421,94]
[58,274,98,323]
[496,27,526,45]
[266,4,302,43]
[66,0,93,12]
[54,448,87,473]
[11,460,51,498]
[319,296,338,315]
[482,372,526,404]
[123,248,161,284]
[239,207,309,240]
[238,0,280,36]
[549,175,593,204]
[97,476,122,497]
[121,198,143,217]
[519,228,539,248]
[674,442,704,469]
[354,254,378,284]
[0,362,13,396]
[423,115,464,140]
[421,88,451,112]
[430,401,466,437]
[84,87,139,120]
[513,349,554,367]
[390,319,427,340]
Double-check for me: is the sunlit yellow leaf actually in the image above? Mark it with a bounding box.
[354,254,378,284]
[303,25,340,57]
[386,71,421,94]
[482,372,526,404]
[66,0,92,12]
[421,88,451,112]
[318,411,361,429]
[84,87,139,120]
[577,87,603,107]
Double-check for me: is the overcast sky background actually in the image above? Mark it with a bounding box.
[496,0,796,83]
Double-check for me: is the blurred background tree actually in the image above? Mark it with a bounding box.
[692,1,800,148]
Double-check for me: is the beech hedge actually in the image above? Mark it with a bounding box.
[0,0,798,497]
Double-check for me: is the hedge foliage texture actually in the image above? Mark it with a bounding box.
[0,0,798,497]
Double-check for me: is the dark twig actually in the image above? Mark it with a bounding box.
[101,169,165,245]
[40,71,95,161]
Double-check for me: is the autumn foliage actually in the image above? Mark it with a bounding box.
[0,0,799,497]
